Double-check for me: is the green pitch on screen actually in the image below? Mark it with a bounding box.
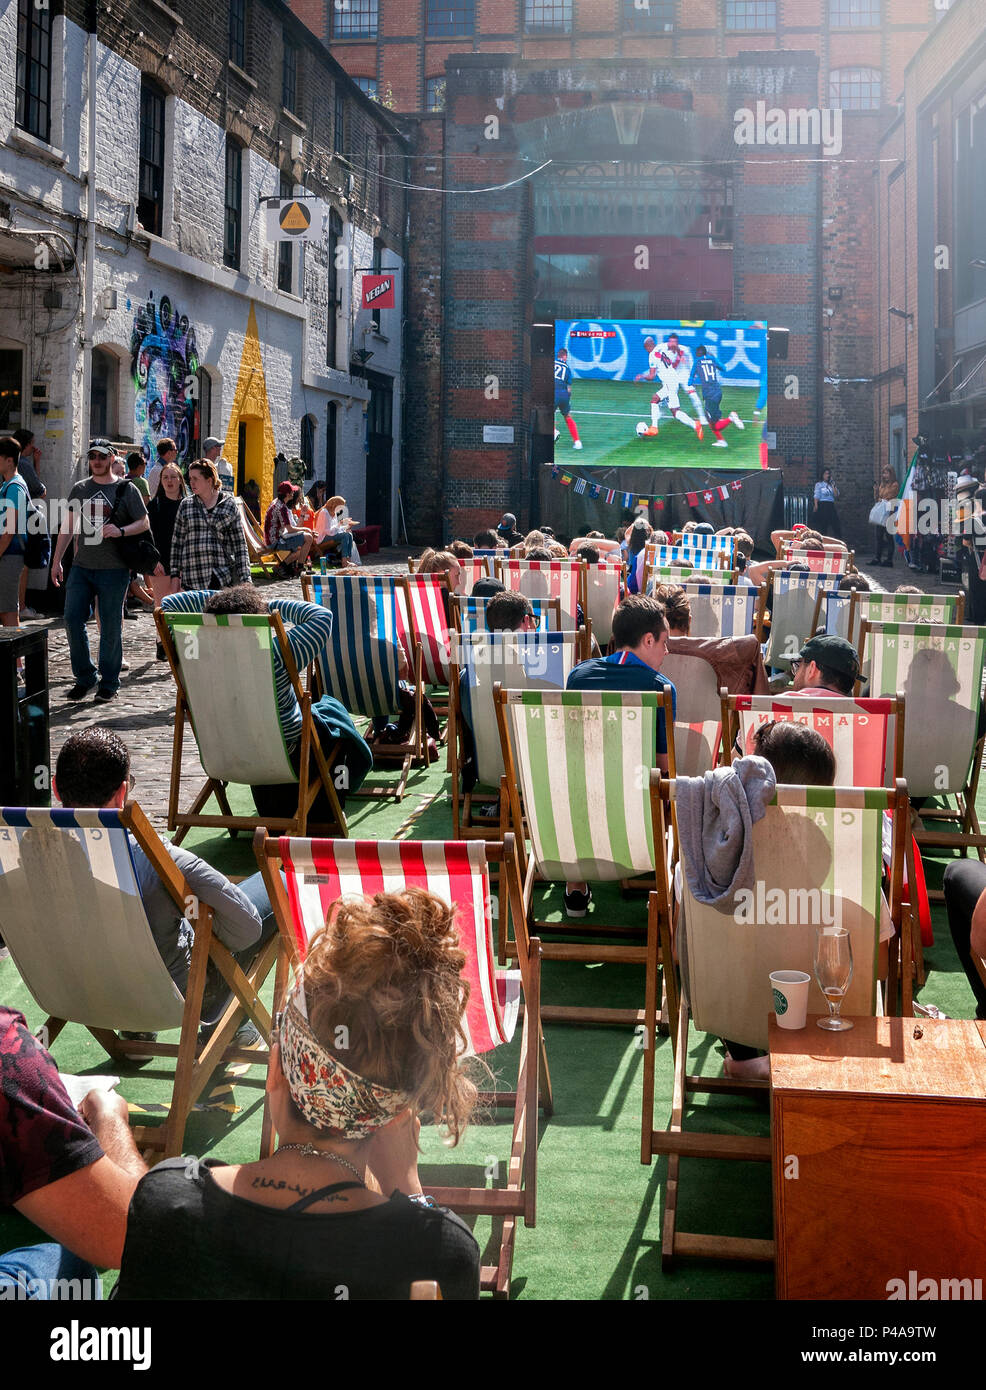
[555,380,763,471]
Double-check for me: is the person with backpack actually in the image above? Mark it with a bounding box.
[0,436,30,628]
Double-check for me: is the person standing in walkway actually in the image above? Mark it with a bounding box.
[148,462,186,659]
[0,436,29,629]
[812,468,841,538]
[169,458,251,591]
[51,439,159,702]
[202,436,234,492]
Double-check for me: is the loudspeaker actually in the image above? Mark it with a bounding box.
[768,327,789,360]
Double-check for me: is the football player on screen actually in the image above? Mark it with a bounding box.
[689,344,746,448]
[634,334,704,440]
[553,348,583,450]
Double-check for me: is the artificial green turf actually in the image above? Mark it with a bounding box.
[0,756,979,1300]
[557,380,763,472]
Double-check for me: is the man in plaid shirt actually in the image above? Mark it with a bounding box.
[169,459,250,590]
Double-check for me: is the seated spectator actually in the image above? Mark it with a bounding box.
[1,1014,147,1294]
[54,727,275,1043]
[655,584,769,695]
[790,634,859,697]
[449,540,474,560]
[623,517,652,594]
[547,542,570,560]
[416,549,461,618]
[470,576,505,599]
[838,572,872,592]
[486,590,536,633]
[264,481,314,575]
[943,865,986,1020]
[522,529,546,554]
[895,584,923,595]
[314,495,361,567]
[497,513,523,546]
[292,486,316,534]
[472,529,499,550]
[575,543,600,565]
[565,595,676,915]
[113,890,481,1300]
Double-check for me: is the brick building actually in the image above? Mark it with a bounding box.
[1,0,407,541]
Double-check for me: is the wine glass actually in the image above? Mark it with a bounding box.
[814,927,854,1031]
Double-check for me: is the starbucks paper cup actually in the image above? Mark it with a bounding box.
[770,970,811,1030]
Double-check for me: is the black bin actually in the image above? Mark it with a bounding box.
[0,628,50,807]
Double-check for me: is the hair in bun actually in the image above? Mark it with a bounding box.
[651,583,691,635]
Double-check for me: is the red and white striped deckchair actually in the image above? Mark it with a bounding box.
[253,831,548,1298]
[456,556,493,595]
[781,547,851,575]
[722,694,904,789]
[404,573,453,688]
[495,558,585,630]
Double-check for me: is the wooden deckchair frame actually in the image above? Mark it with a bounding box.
[494,685,672,1028]
[234,496,298,576]
[679,582,767,642]
[450,593,563,635]
[641,774,912,1267]
[764,571,840,672]
[252,829,550,1298]
[720,692,906,785]
[302,572,428,800]
[809,585,853,643]
[156,608,347,844]
[781,547,854,574]
[4,801,276,1159]
[643,563,738,594]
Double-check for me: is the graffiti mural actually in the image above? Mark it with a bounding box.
[130,293,200,464]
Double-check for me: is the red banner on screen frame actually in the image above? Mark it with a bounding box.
[361,274,395,309]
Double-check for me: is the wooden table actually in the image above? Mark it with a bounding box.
[770,1015,986,1300]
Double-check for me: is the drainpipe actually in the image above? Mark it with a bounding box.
[79,0,99,463]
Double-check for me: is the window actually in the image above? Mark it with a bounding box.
[301,415,316,478]
[228,0,246,68]
[90,348,118,440]
[333,0,378,38]
[524,0,572,31]
[334,87,346,156]
[355,77,378,101]
[829,67,882,110]
[725,1,776,29]
[224,140,243,269]
[325,402,337,495]
[327,209,343,368]
[138,79,166,237]
[282,40,297,112]
[426,77,446,111]
[426,0,475,36]
[622,0,675,31]
[829,0,879,24]
[277,173,293,293]
[16,0,52,143]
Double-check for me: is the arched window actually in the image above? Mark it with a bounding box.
[301,413,316,478]
[829,67,882,110]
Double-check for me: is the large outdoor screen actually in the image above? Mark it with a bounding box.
[553,318,768,471]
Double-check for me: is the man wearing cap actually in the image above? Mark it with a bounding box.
[497,513,523,547]
[790,634,859,698]
[202,437,234,492]
[51,439,159,702]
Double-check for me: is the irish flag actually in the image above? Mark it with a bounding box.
[893,450,920,553]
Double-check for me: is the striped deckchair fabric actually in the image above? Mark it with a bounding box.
[494,558,585,628]
[305,573,402,718]
[849,589,965,638]
[234,496,293,574]
[660,651,723,776]
[859,621,986,803]
[451,594,562,636]
[811,587,853,641]
[677,533,736,562]
[723,694,903,788]
[0,803,274,1158]
[680,583,764,640]
[644,564,736,594]
[454,556,492,595]
[583,561,624,646]
[253,831,547,1297]
[646,544,720,571]
[643,776,910,1263]
[781,547,851,574]
[404,573,452,686]
[764,571,840,670]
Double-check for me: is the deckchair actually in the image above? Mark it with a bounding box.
[677,533,735,558]
[234,496,295,576]
[582,559,625,648]
[448,631,579,850]
[253,832,547,1298]
[156,609,346,844]
[857,621,986,882]
[495,688,672,1026]
[722,694,904,788]
[781,547,852,575]
[644,564,736,594]
[680,583,766,641]
[403,573,452,717]
[809,586,853,641]
[659,651,722,775]
[642,775,910,1267]
[849,589,965,643]
[763,571,840,673]
[0,802,275,1158]
[451,593,562,635]
[302,573,426,799]
[457,556,494,595]
[646,544,721,571]
[494,558,587,634]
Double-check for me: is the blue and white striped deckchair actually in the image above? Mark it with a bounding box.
[0,802,275,1158]
[764,570,840,672]
[495,688,671,1026]
[158,610,345,842]
[644,564,736,594]
[678,533,736,566]
[858,621,986,871]
[644,777,910,1263]
[646,544,720,571]
[811,587,853,641]
[304,573,424,798]
[451,593,563,636]
[680,583,764,640]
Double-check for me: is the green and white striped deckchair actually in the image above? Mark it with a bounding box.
[0,801,275,1158]
[158,610,345,844]
[849,589,965,644]
[680,583,766,640]
[764,570,840,673]
[644,564,736,595]
[495,688,672,1026]
[858,621,986,870]
[643,776,911,1267]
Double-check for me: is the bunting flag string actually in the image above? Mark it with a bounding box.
[544,466,765,511]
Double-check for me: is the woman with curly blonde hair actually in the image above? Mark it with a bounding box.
[114,890,481,1300]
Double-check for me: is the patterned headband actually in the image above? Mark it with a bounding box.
[277,984,411,1140]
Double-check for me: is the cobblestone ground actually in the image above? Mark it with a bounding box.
[29,550,409,835]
